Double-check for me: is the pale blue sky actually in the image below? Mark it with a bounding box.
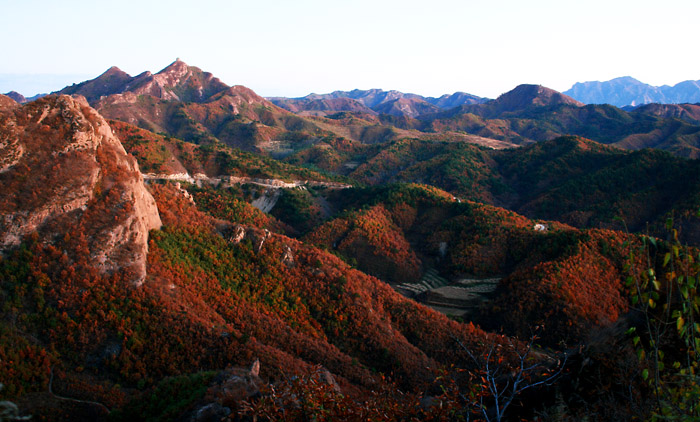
[1,0,698,99]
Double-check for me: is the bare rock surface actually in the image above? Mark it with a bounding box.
[0,94,161,284]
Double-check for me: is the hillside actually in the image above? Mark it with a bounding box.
[415,84,700,158]
[2,95,699,421]
[268,97,377,117]
[0,94,18,108]
[3,66,700,421]
[285,135,700,246]
[0,98,500,419]
[372,98,440,118]
[477,84,585,116]
[93,79,306,153]
[302,184,636,344]
[0,95,161,284]
[632,102,700,124]
[3,91,27,103]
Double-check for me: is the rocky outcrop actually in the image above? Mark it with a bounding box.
[0,95,161,284]
[0,94,19,110]
[251,190,281,213]
[372,97,440,117]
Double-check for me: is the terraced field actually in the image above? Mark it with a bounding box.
[394,269,500,317]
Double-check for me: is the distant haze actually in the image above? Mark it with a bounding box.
[0,73,94,98]
[1,0,698,99]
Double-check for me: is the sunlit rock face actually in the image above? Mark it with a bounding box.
[0,94,161,284]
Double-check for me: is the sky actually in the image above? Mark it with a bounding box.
[1,0,698,99]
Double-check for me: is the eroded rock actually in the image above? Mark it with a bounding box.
[0,94,161,284]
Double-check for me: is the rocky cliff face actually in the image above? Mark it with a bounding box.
[0,95,161,284]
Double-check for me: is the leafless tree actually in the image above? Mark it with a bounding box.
[454,332,568,422]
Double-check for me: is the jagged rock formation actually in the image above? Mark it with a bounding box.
[68,60,301,153]
[58,59,230,104]
[0,94,161,284]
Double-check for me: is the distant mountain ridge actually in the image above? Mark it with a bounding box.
[269,89,488,117]
[564,76,700,107]
[411,83,700,158]
[2,90,46,104]
[57,59,231,103]
[454,84,584,118]
[50,59,322,153]
[16,61,700,158]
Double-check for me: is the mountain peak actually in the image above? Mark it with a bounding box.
[3,91,26,104]
[58,60,232,104]
[103,65,128,77]
[57,65,137,103]
[157,58,190,75]
[493,84,584,111]
[610,76,644,84]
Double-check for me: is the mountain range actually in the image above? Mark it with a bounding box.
[2,60,700,421]
[6,72,700,111]
[269,89,487,118]
[3,90,46,103]
[564,76,700,107]
[42,60,700,159]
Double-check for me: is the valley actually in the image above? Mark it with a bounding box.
[1,61,700,421]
